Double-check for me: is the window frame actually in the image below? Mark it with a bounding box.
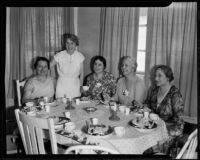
[136,8,147,77]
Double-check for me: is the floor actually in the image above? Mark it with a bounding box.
[6,134,18,154]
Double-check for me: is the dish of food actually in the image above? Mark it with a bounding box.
[53,116,71,125]
[52,116,71,130]
[22,106,41,113]
[83,107,97,113]
[82,124,113,138]
[129,117,157,132]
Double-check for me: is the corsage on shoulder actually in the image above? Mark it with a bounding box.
[96,82,102,88]
[122,89,129,96]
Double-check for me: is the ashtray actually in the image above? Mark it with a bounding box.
[83,107,97,113]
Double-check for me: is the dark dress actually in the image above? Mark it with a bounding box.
[144,85,184,154]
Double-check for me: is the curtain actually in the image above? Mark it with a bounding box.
[144,3,197,116]
[5,7,74,107]
[99,7,139,78]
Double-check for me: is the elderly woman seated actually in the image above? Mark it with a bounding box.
[81,56,116,102]
[111,56,146,106]
[22,56,56,105]
[143,65,184,155]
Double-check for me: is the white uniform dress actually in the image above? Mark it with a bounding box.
[54,50,85,98]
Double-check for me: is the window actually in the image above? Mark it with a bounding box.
[136,8,147,78]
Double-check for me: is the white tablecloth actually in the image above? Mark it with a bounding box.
[38,101,169,154]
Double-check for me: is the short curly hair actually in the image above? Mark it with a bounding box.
[90,56,107,72]
[34,56,50,69]
[121,56,137,72]
[63,33,79,48]
[155,65,174,82]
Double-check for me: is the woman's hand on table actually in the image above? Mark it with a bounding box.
[102,92,111,102]
[80,86,90,96]
[132,100,143,109]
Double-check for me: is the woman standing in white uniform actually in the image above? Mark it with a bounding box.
[50,33,85,98]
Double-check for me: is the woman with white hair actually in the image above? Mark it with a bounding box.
[112,56,146,106]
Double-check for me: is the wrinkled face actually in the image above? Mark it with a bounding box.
[36,60,48,77]
[121,59,136,76]
[93,59,104,74]
[155,69,169,86]
[66,38,76,54]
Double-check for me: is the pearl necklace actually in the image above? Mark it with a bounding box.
[157,85,171,107]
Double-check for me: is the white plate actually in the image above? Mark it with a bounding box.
[133,127,157,133]
[129,118,157,133]
[82,125,113,138]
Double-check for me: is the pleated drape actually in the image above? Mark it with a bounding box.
[6,7,74,106]
[145,3,197,116]
[99,7,139,78]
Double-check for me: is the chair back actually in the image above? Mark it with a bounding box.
[16,80,26,107]
[180,115,197,125]
[14,109,58,154]
[64,145,120,154]
[176,129,197,159]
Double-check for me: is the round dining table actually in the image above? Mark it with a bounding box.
[34,100,169,154]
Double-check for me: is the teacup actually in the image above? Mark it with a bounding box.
[39,101,45,109]
[45,105,50,112]
[119,105,126,113]
[92,118,98,125]
[62,97,67,104]
[82,86,89,91]
[125,107,130,115]
[75,98,80,105]
[43,97,51,103]
[64,111,71,119]
[114,126,125,137]
[111,104,117,111]
[65,122,76,133]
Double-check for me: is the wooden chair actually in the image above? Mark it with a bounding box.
[64,145,120,154]
[176,129,197,159]
[6,134,19,154]
[6,79,26,154]
[14,109,58,154]
[16,79,26,107]
[171,115,197,156]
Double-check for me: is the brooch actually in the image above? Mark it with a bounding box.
[96,82,102,88]
[122,90,129,96]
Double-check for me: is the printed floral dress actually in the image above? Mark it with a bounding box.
[85,71,116,101]
[144,85,184,154]
[144,85,184,134]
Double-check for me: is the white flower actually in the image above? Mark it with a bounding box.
[96,82,102,87]
[122,90,129,96]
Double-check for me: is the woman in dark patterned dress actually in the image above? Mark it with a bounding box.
[81,56,116,102]
[143,65,184,155]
